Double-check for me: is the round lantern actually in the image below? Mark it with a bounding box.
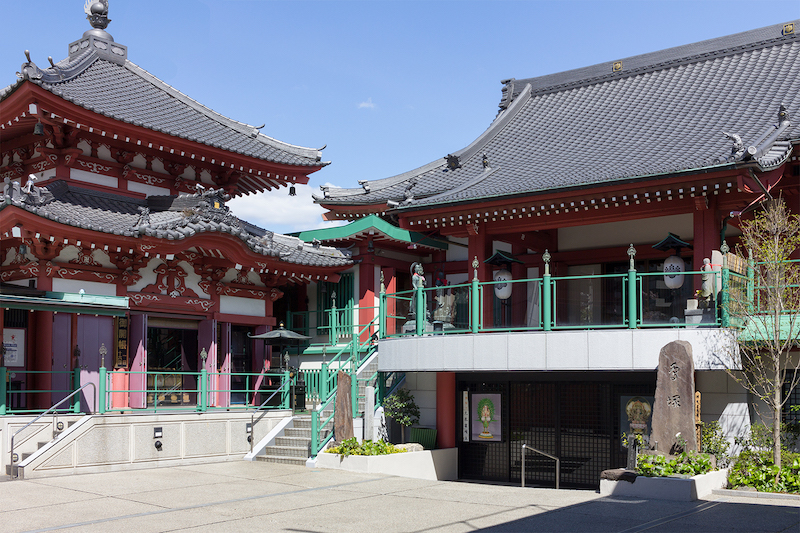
[494,269,513,300]
[663,255,685,289]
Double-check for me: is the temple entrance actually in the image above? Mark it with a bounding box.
[457,373,655,489]
[146,322,198,407]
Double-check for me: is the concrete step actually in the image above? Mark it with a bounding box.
[254,455,307,466]
[284,427,311,439]
[275,436,311,448]
[262,445,309,458]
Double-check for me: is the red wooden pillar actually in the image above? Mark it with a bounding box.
[693,196,719,288]
[217,322,231,408]
[358,260,376,342]
[436,372,456,448]
[128,314,147,408]
[198,318,217,406]
[383,267,397,335]
[468,230,492,328]
[511,244,527,327]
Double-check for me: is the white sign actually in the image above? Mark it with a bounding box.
[3,328,26,367]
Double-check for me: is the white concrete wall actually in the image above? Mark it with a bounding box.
[696,370,752,453]
[378,329,736,372]
[15,411,288,479]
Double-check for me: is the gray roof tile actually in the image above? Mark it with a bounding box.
[3,47,326,168]
[3,181,351,269]
[320,21,799,209]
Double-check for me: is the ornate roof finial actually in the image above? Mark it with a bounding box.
[84,0,111,30]
[778,104,789,124]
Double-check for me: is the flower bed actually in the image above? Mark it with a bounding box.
[314,443,458,481]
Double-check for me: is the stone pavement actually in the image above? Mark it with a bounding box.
[1,461,799,533]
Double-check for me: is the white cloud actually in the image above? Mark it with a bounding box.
[358,97,376,109]
[227,183,345,235]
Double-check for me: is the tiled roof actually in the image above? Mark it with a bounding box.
[319,21,800,209]
[1,180,351,269]
[2,45,327,168]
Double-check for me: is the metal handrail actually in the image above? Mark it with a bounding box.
[521,443,560,490]
[9,382,96,479]
[249,377,294,453]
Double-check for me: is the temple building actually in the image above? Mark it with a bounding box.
[315,20,800,487]
[0,1,353,475]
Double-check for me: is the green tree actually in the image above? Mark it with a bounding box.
[722,198,800,475]
[382,388,420,444]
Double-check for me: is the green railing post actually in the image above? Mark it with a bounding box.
[627,244,637,329]
[0,367,7,415]
[379,271,387,339]
[72,368,81,413]
[351,364,358,418]
[542,250,552,331]
[199,368,208,412]
[98,365,107,414]
[311,406,319,457]
[320,362,329,402]
[720,241,731,327]
[415,285,424,336]
[330,299,338,345]
[281,371,291,409]
[471,256,480,333]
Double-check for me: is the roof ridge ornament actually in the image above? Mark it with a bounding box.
[84,0,111,31]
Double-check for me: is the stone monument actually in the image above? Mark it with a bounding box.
[650,340,697,454]
[333,370,354,443]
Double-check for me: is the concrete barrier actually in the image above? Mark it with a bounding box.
[315,447,458,481]
[600,469,728,501]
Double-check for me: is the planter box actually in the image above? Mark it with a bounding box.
[314,448,458,481]
[600,469,728,501]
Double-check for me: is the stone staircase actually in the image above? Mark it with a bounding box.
[6,419,78,477]
[253,348,378,466]
[254,412,332,466]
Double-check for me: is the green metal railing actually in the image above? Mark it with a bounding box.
[0,369,82,415]
[380,260,729,338]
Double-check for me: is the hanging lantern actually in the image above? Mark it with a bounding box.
[663,255,685,289]
[494,269,513,299]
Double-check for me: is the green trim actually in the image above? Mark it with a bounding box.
[295,215,448,250]
[738,314,799,343]
[0,292,129,316]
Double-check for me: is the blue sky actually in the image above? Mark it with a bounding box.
[2,1,796,234]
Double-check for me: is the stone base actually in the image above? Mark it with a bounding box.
[684,308,715,327]
[599,469,728,501]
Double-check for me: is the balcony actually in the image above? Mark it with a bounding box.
[376,260,753,373]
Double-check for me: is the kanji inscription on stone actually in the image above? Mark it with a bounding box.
[651,340,697,453]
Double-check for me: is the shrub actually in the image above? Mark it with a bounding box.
[382,389,420,443]
[636,452,713,478]
[326,438,407,457]
[728,450,800,494]
[700,420,731,467]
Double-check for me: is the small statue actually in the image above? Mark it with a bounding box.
[409,262,426,320]
[697,257,714,307]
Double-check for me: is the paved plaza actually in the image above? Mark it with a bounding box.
[1,462,799,532]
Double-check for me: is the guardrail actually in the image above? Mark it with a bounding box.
[521,443,560,489]
[8,381,97,479]
[380,263,724,337]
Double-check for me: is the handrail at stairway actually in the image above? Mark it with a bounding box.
[9,382,96,479]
